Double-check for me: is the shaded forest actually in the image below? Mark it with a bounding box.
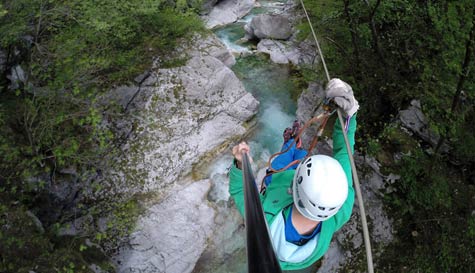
[301,0,475,271]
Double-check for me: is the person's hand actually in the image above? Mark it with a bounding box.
[232,141,251,169]
[326,78,359,117]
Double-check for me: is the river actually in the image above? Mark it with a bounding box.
[196,1,305,272]
[205,0,302,199]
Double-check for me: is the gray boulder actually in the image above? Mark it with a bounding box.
[257,38,315,65]
[204,0,255,29]
[113,180,215,273]
[257,39,290,64]
[245,14,292,40]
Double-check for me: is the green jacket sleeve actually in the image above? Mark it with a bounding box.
[331,114,357,231]
[229,164,246,216]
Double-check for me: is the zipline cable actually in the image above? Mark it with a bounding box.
[299,1,375,272]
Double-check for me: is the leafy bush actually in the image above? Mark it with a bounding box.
[0,0,204,271]
[301,0,475,271]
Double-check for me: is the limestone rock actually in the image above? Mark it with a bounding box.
[99,33,258,197]
[192,203,246,273]
[113,180,215,273]
[204,0,255,29]
[256,37,317,65]
[245,14,292,40]
[191,34,236,67]
[257,39,290,64]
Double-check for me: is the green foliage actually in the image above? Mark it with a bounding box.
[0,0,204,182]
[301,0,475,271]
[0,198,115,272]
[0,0,203,271]
[379,149,475,272]
[92,199,142,253]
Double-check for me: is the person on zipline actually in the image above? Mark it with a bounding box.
[229,78,359,271]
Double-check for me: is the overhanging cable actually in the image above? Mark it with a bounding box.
[299,1,375,272]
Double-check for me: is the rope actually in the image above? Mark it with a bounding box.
[299,1,375,272]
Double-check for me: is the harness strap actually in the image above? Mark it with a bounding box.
[261,111,332,191]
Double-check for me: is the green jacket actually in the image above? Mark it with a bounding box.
[229,115,356,271]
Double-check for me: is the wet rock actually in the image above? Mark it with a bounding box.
[204,0,255,29]
[113,180,215,273]
[245,14,292,40]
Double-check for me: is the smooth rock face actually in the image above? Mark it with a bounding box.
[204,0,255,29]
[100,33,258,197]
[113,180,215,273]
[245,14,292,40]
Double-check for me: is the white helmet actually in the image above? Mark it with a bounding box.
[292,155,348,221]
